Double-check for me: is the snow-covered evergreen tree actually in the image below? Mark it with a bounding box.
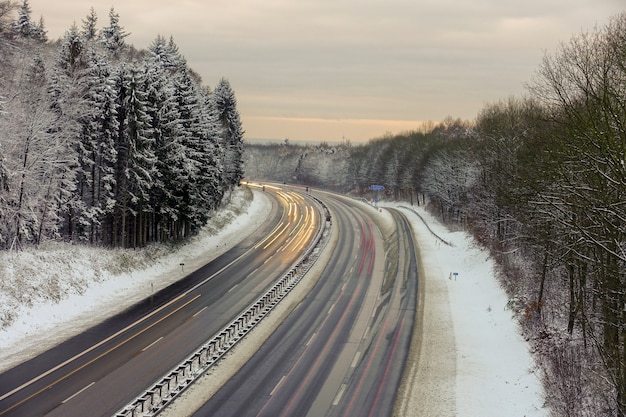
[57,23,86,74]
[109,63,156,247]
[87,51,119,245]
[167,68,224,237]
[172,68,205,237]
[63,46,118,243]
[149,35,186,75]
[214,78,244,189]
[13,0,44,41]
[13,0,33,38]
[197,85,225,209]
[81,7,98,41]
[0,6,243,248]
[123,63,156,247]
[142,56,185,241]
[49,23,98,242]
[101,7,128,56]
[31,15,46,42]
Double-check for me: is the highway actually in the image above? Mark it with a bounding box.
[192,192,418,417]
[0,186,323,417]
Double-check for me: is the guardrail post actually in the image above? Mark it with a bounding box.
[113,197,332,417]
[162,377,171,399]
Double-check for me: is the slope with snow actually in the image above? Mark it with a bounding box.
[390,203,546,416]
[0,188,272,373]
[0,191,546,416]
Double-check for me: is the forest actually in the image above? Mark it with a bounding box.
[245,13,626,417]
[0,1,244,250]
[2,0,625,415]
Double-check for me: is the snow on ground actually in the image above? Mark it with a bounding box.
[0,190,547,417]
[382,202,547,417]
[0,188,273,373]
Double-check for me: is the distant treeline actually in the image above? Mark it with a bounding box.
[245,13,626,417]
[0,2,244,249]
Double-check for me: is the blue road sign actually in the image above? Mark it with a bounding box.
[370,185,385,191]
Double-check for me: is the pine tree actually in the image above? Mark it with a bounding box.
[110,63,156,247]
[68,47,118,243]
[142,57,185,242]
[81,7,98,41]
[0,140,8,246]
[124,64,156,247]
[197,85,225,210]
[13,0,33,38]
[32,15,46,42]
[172,68,202,238]
[148,35,186,75]
[50,23,96,242]
[58,23,86,74]
[12,0,45,42]
[170,68,224,237]
[101,7,128,56]
[214,78,244,189]
[89,51,119,245]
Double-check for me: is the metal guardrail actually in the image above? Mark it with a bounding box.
[113,195,331,417]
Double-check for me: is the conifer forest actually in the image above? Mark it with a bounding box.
[0,2,244,250]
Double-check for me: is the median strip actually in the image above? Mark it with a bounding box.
[113,195,332,417]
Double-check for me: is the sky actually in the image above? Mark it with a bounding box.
[28,0,625,143]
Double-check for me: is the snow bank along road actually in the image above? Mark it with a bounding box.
[0,186,545,417]
[165,190,546,417]
[0,187,323,417]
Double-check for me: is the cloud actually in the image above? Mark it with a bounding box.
[28,0,626,141]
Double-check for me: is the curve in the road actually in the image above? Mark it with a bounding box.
[0,187,322,417]
[191,194,419,417]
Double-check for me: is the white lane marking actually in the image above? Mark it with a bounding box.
[0,291,189,402]
[270,375,286,396]
[142,336,164,352]
[333,383,347,406]
[228,284,239,293]
[351,351,361,368]
[193,306,208,318]
[363,326,371,340]
[327,302,335,316]
[62,381,95,404]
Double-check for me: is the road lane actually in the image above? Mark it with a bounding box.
[333,208,417,417]
[191,195,418,417]
[0,187,322,417]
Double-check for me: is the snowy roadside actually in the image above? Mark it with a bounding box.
[384,202,547,417]
[0,190,548,417]
[166,197,548,416]
[0,187,273,373]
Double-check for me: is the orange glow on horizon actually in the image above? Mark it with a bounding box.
[243,116,431,143]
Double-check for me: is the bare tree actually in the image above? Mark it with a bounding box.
[531,13,626,415]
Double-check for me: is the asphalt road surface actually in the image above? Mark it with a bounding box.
[192,192,418,417]
[0,187,322,417]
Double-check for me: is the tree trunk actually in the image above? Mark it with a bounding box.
[536,244,549,314]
